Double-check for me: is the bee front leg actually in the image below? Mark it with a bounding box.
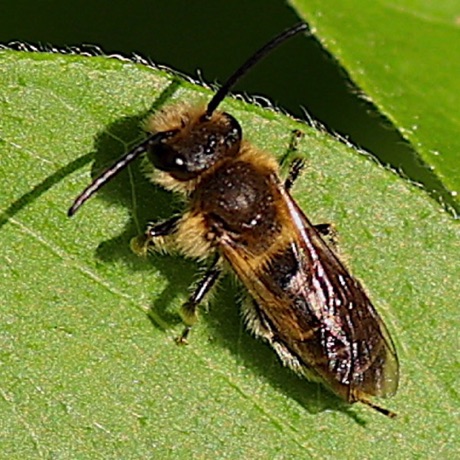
[130,215,181,256]
[284,158,305,191]
[281,129,305,191]
[177,254,222,344]
[146,215,181,238]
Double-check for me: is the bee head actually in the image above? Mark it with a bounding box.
[147,109,242,181]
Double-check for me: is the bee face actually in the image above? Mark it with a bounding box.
[147,111,242,181]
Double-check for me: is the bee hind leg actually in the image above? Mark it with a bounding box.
[242,297,315,377]
[176,254,222,344]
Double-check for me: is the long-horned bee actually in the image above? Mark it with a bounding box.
[68,22,399,417]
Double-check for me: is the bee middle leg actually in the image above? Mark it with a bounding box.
[176,254,222,344]
[314,223,334,237]
[314,222,337,246]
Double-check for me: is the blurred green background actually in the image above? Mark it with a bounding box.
[0,0,423,187]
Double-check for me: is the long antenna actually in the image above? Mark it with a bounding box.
[68,22,309,217]
[68,135,157,216]
[206,22,309,116]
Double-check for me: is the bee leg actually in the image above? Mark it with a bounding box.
[314,223,338,246]
[280,129,305,191]
[284,158,305,191]
[282,131,336,241]
[176,254,222,344]
[243,298,312,376]
[283,131,336,243]
[146,215,181,238]
[282,142,337,245]
[131,215,181,256]
[314,223,332,236]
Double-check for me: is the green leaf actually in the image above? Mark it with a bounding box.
[291,0,460,212]
[1,50,458,458]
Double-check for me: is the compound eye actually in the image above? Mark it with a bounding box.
[172,154,186,169]
[221,112,242,148]
[146,129,186,172]
[149,142,187,172]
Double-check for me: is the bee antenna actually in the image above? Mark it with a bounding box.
[68,134,159,217]
[206,22,309,117]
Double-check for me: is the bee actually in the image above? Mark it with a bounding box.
[68,22,399,417]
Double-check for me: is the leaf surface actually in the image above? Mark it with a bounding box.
[0,50,458,458]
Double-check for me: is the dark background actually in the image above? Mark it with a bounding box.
[2,0,443,202]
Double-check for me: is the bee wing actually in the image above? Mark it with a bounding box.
[220,184,399,401]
